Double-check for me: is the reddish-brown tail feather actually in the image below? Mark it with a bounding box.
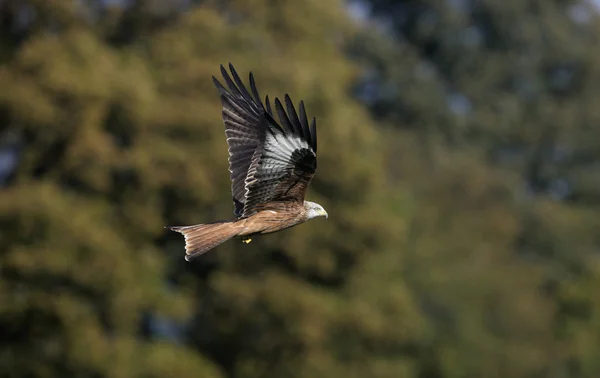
[167,221,242,261]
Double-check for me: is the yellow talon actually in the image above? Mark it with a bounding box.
[241,236,252,244]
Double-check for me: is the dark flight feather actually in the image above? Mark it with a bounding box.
[284,94,304,139]
[265,95,274,116]
[310,117,317,153]
[274,97,294,134]
[212,64,318,218]
[212,65,266,217]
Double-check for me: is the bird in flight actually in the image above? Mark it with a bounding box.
[167,63,328,261]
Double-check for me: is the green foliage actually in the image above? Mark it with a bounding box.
[352,0,600,377]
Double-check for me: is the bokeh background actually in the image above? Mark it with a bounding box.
[2,0,600,377]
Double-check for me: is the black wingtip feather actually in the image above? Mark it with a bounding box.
[229,64,255,105]
[220,64,242,98]
[274,97,294,133]
[265,95,273,115]
[219,64,228,79]
[310,117,317,152]
[298,101,311,145]
[284,94,304,138]
[249,73,263,108]
[212,76,227,94]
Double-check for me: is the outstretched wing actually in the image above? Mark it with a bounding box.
[212,63,267,217]
[213,64,318,219]
[241,94,318,217]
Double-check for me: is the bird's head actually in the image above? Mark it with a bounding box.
[304,201,328,220]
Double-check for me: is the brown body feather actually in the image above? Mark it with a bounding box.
[169,203,308,261]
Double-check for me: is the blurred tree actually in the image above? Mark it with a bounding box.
[0,1,224,377]
[351,0,600,376]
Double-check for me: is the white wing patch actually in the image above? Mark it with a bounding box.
[264,129,311,165]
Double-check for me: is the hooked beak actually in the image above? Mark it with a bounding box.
[321,209,328,219]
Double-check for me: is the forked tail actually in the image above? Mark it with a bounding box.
[167,221,242,261]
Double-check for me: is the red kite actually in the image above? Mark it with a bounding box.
[167,64,327,261]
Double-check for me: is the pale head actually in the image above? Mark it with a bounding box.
[304,201,328,220]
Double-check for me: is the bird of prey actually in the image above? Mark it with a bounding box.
[167,63,328,261]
